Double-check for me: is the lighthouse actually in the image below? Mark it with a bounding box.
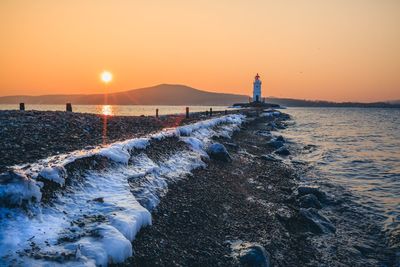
[253,73,262,102]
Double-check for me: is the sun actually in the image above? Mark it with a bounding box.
[100,71,113,84]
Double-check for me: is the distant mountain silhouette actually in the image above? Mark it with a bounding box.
[0,84,249,106]
[1,84,399,107]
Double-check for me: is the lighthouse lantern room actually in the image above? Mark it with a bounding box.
[253,73,262,102]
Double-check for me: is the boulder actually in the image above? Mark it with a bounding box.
[239,244,271,267]
[299,194,322,209]
[274,147,290,156]
[297,186,327,203]
[267,140,284,149]
[275,135,285,142]
[297,208,336,234]
[207,143,231,162]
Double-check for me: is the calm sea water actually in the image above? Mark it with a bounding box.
[282,108,400,232]
[0,104,232,116]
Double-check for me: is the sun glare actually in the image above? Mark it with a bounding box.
[100,71,113,84]
[101,105,113,116]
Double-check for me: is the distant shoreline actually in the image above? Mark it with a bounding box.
[1,83,398,107]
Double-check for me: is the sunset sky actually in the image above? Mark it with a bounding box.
[0,0,399,102]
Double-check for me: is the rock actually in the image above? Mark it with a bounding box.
[266,122,276,131]
[274,147,290,156]
[92,197,104,203]
[275,135,285,142]
[297,186,328,203]
[275,123,286,129]
[297,208,336,234]
[207,143,231,162]
[267,140,284,149]
[239,244,271,267]
[299,194,322,209]
[303,144,316,151]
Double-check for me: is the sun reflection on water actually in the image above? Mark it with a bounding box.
[101,105,114,116]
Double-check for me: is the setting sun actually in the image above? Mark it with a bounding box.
[100,71,112,84]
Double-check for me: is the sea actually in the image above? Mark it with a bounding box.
[282,107,400,234]
[0,104,232,116]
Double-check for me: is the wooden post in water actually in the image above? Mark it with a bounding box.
[19,103,25,111]
[209,108,213,117]
[66,103,72,112]
[225,110,227,115]
[156,108,159,118]
[186,107,189,118]
[205,110,209,116]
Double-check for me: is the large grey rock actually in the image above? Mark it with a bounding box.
[267,140,284,149]
[297,186,328,202]
[207,143,231,162]
[297,208,336,234]
[239,244,271,267]
[274,147,290,156]
[299,194,322,209]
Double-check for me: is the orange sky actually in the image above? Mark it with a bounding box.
[0,0,399,102]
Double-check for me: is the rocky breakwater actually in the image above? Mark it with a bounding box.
[121,108,396,266]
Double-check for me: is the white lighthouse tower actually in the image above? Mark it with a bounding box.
[253,73,262,102]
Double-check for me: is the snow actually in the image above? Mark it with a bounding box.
[0,171,42,205]
[38,166,67,185]
[261,109,281,117]
[0,114,246,266]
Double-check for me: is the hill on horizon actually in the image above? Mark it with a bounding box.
[0,84,249,106]
[0,84,399,107]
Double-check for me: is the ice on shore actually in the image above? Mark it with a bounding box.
[0,171,42,205]
[0,114,245,266]
[38,166,67,186]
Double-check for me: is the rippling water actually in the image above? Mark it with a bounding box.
[0,104,232,116]
[283,108,400,232]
